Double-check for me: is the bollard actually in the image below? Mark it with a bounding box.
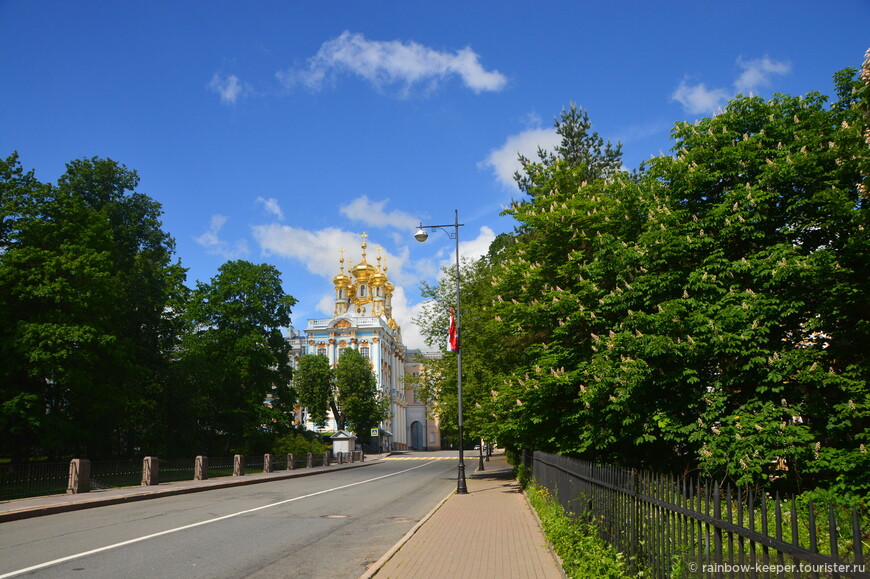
[142,456,160,486]
[264,453,274,473]
[287,453,295,470]
[307,452,313,468]
[234,454,245,476]
[323,452,330,466]
[195,455,208,480]
[67,458,91,494]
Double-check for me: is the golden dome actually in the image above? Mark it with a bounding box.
[371,248,388,286]
[333,251,352,287]
[351,234,377,280]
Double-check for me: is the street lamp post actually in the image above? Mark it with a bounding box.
[414,209,467,494]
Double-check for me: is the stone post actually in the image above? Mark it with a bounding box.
[234,454,245,476]
[323,452,330,466]
[67,458,91,494]
[264,453,273,473]
[141,456,159,486]
[306,452,313,468]
[195,456,208,480]
[287,453,295,470]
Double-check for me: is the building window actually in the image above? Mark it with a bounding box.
[317,346,327,357]
[360,345,370,359]
[338,347,345,359]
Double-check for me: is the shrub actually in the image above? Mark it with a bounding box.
[525,482,631,579]
[274,429,328,456]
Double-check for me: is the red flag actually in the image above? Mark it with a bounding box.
[448,307,459,352]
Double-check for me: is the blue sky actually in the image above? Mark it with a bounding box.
[2,1,867,349]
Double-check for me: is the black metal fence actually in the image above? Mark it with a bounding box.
[0,462,69,500]
[524,451,869,578]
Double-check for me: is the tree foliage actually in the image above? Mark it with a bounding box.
[180,260,297,454]
[295,349,388,437]
[334,348,389,435]
[295,354,334,427]
[417,66,870,498]
[515,103,623,197]
[1,155,303,460]
[0,154,186,459]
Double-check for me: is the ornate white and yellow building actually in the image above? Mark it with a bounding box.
[298,235,410,449]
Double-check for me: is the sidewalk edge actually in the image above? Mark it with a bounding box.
[521,484,569,579]
[358,487,455,579]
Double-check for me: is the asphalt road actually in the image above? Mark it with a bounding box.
[0,454,462,579]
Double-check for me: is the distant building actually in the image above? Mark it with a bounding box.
[404,349,442,450]
[288,235,440,450]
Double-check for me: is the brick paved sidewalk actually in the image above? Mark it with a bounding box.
[362,454,564,579]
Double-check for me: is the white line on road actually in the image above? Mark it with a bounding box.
[0,462,435,579]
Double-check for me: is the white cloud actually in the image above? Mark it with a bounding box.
[392,288,429,351]
[208,73,248,105]
[670,80,730,115]
[277,31,507,96]
[250,222,495,351]
[734,56,791,93]
[339,195,419,230]
[480,127,560,190]
[459,225,496,262]
[256,196,285,220]
[252,225,415,284]
[195,215,250,258]
[671,55,791,115]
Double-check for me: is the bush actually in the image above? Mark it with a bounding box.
[525,482,631,579]
[274,429,328,456]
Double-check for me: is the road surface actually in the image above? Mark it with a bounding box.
[0,453,462,579]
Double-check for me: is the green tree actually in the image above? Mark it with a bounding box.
[294,354,334,427]
[0,154,186,460]
[333,348,389,435]
[414,252,504,449]
[482,68,869,497]
[180,260,296,454]
[295,349,389,436]
[515,103,623,198]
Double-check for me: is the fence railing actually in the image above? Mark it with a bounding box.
[1,451,366,501]
[0,462,70,500]
[524,451,869,578]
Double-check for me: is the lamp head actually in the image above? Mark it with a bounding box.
[414,227,429,243]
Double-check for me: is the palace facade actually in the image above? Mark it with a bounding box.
[287,236,440,451]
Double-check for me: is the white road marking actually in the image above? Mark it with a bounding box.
[0,462,435,579]
[384,456,458,460]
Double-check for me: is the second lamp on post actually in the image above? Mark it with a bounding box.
[414,209,467,494]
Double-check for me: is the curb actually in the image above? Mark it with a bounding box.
[0,459,381,524]
[358,487,455,579]
[359,460,488,578]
